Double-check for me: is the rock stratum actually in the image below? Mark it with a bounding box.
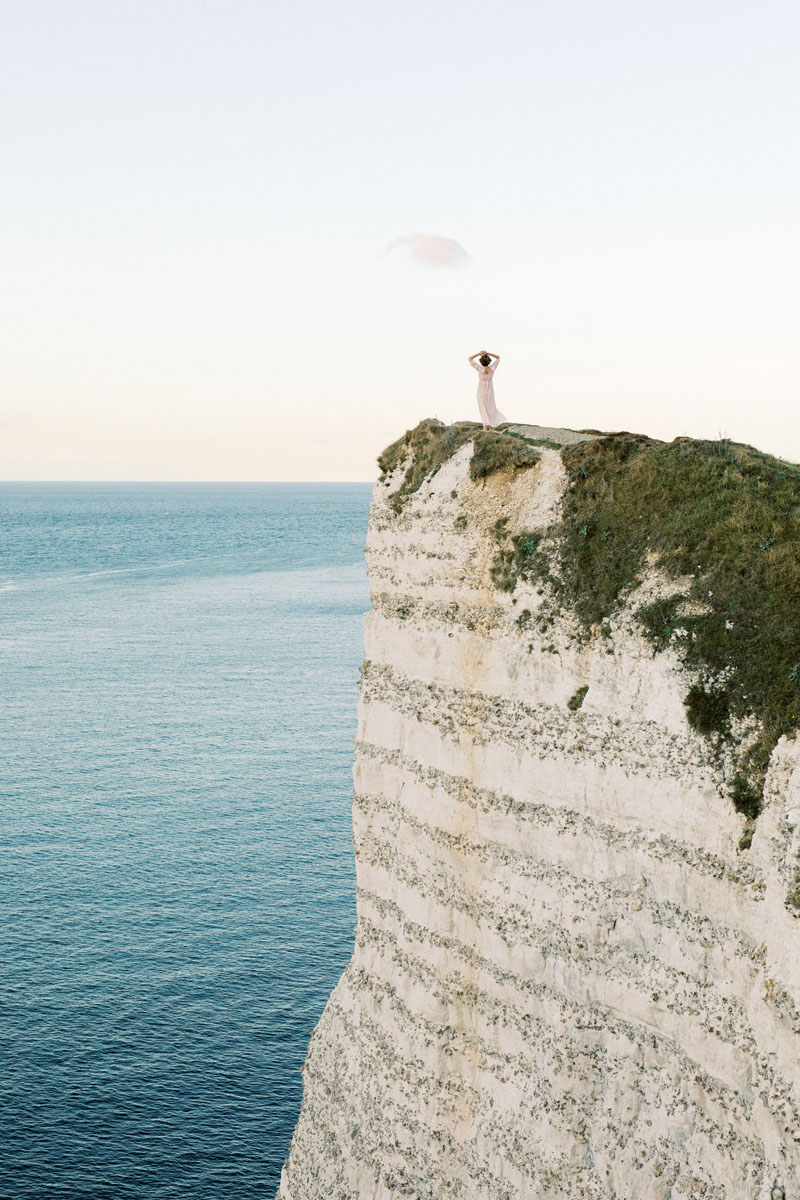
[278,422,800,1200]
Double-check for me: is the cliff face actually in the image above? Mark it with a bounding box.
[278,424,800,1200]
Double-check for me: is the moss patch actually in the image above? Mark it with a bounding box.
[469,431,541,482]
[567,685,589,712]
[490,526,550,593]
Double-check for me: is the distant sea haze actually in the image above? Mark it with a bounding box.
[0,482,371,1199]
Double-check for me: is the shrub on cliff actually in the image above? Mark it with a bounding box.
[469,431,541,481]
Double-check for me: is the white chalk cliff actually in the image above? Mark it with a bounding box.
[278,425,800,1200]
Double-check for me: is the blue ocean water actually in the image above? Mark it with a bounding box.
[0,483,372,1200]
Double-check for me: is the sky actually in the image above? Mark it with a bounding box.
[1,0,798,480]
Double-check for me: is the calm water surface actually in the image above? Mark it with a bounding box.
[0,483,372,1199]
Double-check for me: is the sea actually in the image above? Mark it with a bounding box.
[0,482,373,1200]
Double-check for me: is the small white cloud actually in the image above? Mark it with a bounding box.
[388,232,470,269]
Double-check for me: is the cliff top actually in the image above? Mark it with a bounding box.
[378,419,800,818]
[500,422,597,447]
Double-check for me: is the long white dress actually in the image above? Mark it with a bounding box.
[470,358,506,427]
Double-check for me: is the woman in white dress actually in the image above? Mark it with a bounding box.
[468,350,506,429]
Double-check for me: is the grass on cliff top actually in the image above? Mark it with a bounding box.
[378,420,541,510]
[469,430,541,481]
[545,433,800,806]
[378,419,479,511]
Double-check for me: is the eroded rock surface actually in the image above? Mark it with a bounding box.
[278,435,800,1200]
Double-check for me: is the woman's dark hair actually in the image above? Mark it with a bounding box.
[479,354,492,367]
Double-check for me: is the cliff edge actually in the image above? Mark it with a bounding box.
[278,420,800,1200]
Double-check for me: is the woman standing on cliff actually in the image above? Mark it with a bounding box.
[468,350,506,430]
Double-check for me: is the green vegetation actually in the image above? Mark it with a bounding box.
[469,431,541,482]
[567,685,589,712]
[636,597,685,650]
[498,432,800,811]
[489,525,549,593]
[496,426,566,451]
[729,775,762,821]
[523,438,565,450]
[378,420,541,511]
[683,685,730,737]
[378,419,479,512]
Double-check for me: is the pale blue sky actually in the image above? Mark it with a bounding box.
[2,0,798,479]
